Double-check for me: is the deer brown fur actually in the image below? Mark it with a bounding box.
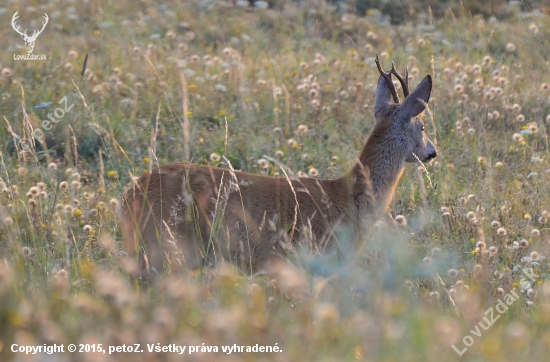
[120,57,437,277]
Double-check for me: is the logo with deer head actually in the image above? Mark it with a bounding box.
[11,11,49,54]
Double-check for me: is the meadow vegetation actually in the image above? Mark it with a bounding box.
[1,0,550,361]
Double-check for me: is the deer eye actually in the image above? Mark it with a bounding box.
[421,126,425,131]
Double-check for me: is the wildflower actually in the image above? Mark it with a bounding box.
[210,153,221,162]
[516,114,525,122]
[309,88,319,98]
[512,133,523,142]
[519,239,529,248]
[215,84,227,92]
[107,170,117,178]
[1,68,13,78]
[29,186,39,197]
[531,228,540,237]
[222,47,233,57]
[184,31,195,41]
[22,246,33,257]
[166,30,176,40]
[530,251,539,261]
[275,150,284,158]
[109,198,120,210]
[495,161,504,169]
[83,225,92,232]
[447,269,459,278]
[489,246,498,255]
[71,180,81,189]
[528,123,539,133]
[74,209,83,217]
[296,124,308,136]
[527,288,536,299]
[422,256,432,266]
[47,162,58,171]
[529,23,539,34]
[476,241,486,250]
[477,157,486,166]
[454,84,464,93]
[339,90,349,99]
[287,138,298,148]
[257,158,269,169]
[308,168,319,177]
[88,209,98,217]
[482,56,493,66]
[497,227,507,236]
[491,220,501,229]
[466,211,476,220]
[467,128,476,137]
[395,215,407,226]
[64,205,73,214]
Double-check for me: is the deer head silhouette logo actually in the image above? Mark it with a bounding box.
[11,11,49,54]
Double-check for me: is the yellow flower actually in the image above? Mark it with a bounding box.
[75,209,83,217]
[244,97,251,102]
[98,187,105,194]
[513,282,519,288]
[143,157,150,163]
[188,84,196,89]
[219,110,226,116]
[187,111,193,117]
[472,250,477,255]
[107,170,117,178]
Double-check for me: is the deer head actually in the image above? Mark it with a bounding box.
[373,55,436,164]
[11,11,49,54]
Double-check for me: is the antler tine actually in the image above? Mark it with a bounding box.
[375,54,400,103]
[390,63,409,98]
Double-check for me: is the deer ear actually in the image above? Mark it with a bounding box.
[399,75,432,119]
[373,75,393,117]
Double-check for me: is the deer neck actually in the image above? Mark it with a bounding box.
[358,129,407,213]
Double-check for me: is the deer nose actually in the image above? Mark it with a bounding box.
[428,150,437,160]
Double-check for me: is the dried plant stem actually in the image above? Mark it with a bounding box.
[180,73,190,161]
[149,104,161,173]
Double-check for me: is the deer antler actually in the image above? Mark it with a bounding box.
[11,11,28,38]
[375,54,400,103]
[390,64,409,98]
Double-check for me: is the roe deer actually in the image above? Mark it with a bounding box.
[120,56,437,277]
